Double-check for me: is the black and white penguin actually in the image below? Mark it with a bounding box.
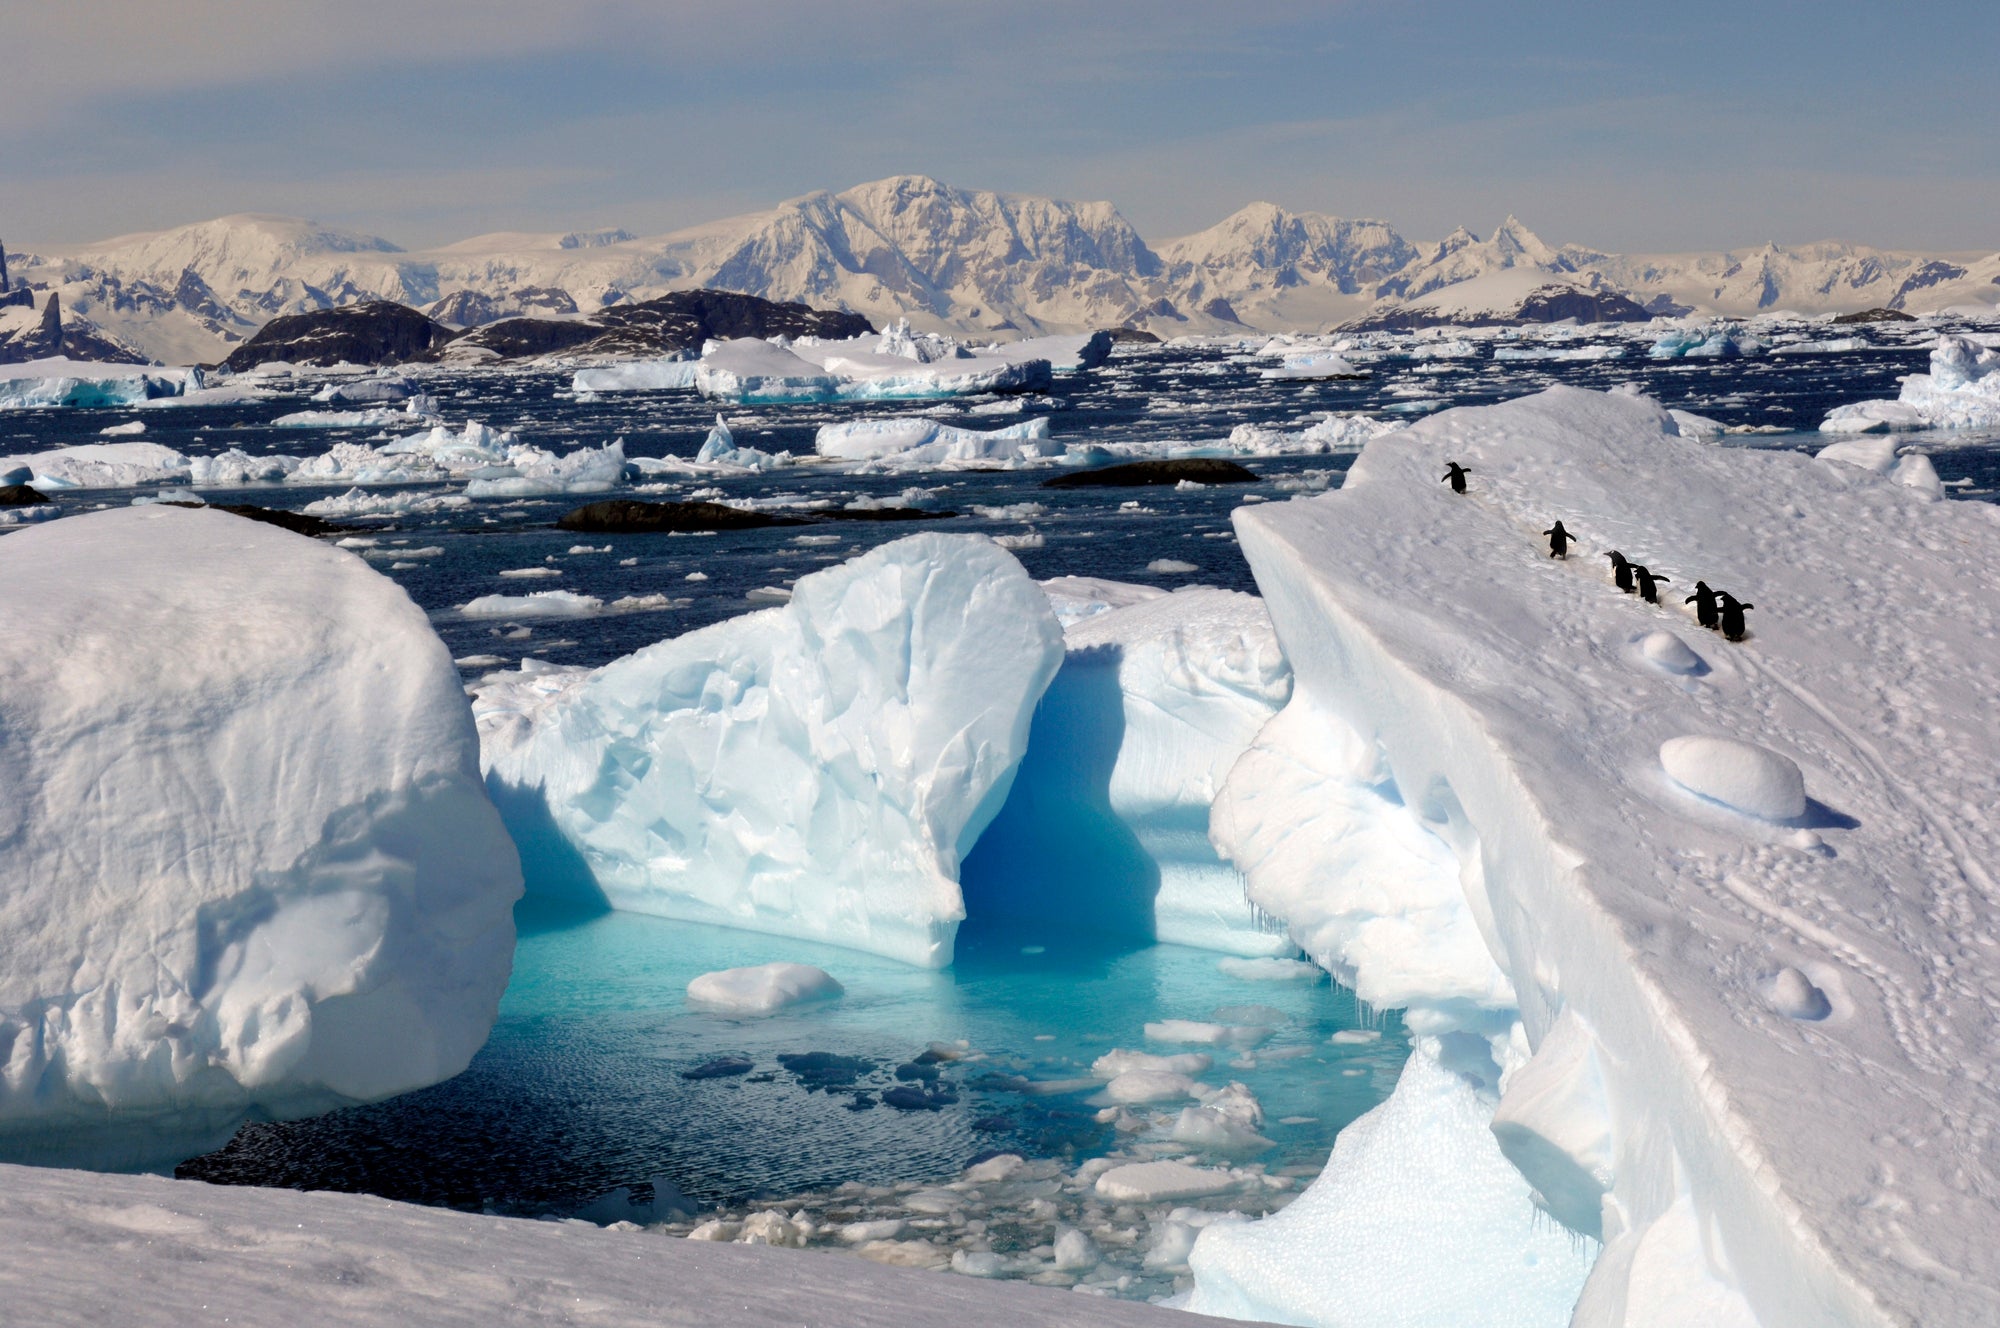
[1632,565,1671,604]
[1605,550,1634,593]
[1544,520,1576,559]
[1442,462,1470,494]
[1685,581,1718,630]
[1717,591,1754,642]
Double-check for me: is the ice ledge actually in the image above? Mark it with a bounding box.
[1220,387,2000,1325]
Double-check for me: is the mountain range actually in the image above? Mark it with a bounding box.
[9,174,1998,364]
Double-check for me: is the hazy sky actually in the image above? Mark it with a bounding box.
[5,0,1995,253]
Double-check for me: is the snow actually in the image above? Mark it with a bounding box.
[474,534,1064,967]
[1187,1039,1595,1326]
[0,507,520,1169]
[961,586,1295,955]
[0,359,201,410]
[1658,735,1807,821]
[1037,574,1166,626]
[814,415,1057,467]
[1207,383,2000,1324]
[1821,334,2000,432]
[0,1161,1244,1328]
[685,963,844,1014]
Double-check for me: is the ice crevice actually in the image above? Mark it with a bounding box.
[1197,385,2000,1326]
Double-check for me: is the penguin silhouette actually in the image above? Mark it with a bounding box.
[1605,550,1634,593]
[1442,462,1470,494]
[1717,591,1754,642]
[1543,521,1576,558]
[1632,565,1671,604]
[1685,581,1718,630]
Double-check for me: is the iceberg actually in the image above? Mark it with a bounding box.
[961,585,1295,955]
[1193,384,2000,1325]
[0,507,521,1169]
[1820,334,2000,432]
[474,534,1064,967]
[1648,322,1762,359]
[571,360,702,393]
[0,358,201,409]
[0,440,193,489]
[814,416,1057,467]
[696,336,1052,403]
[694,414,788,471]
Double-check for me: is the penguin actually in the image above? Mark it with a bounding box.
[1717,592,1753,642]
[1605,550,1634,593]
[1632,565,1671,604]
[1685,581,1718,631]
[1442,461,1470,494]
[1543,520,1576,559]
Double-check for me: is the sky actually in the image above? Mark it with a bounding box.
[4,0,1995,255]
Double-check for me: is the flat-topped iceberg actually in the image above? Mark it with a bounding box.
[1196,384,2000,1325]
[815,415,1057,467]
[0,358,202,409]
[0,440,195,489]
[0,507,521,1170]
[696,336,1051,403]
[963,584,1296,955]
[474,533,1064,967]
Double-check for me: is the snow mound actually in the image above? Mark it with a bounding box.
[474,533,1063,967]
[686,963,844,1014]
[1659,735,1807,821]
[0,507,521,1169]
[960,586,1294,955]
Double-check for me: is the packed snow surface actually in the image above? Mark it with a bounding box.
[0,1162,1247,1328]
[475,534,1063,967]
[1209,384,2000,1325]
[684,963,844,1014]
[0,507,521,1169]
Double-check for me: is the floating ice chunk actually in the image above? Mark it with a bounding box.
[1091,1050,1213,1079]
[838,1218,906,1243]
[962,1153,1027,1183]
[1820,335,2000,431]
[695,414,787,471]
[736,1211,807,1247]
[0,358,200,409]
[460,590,606,619]
[98,420,146,436]
[1144,1020,1271,1047]
[1100,1070,1205,1104]
[1222,413,1400,457]
[951,1250,1012,1278]
[1145,558,1198,574]
[300,487,471,519]
[0,441,191,489]
[1217,957,1321,982]
[685,962,843,1014]
[815,416,1055,467]
[1660,735,1806,821]
[1668,409,1727,441]
[272,407,413,429]
[0,507,520,1169]
[1815,436,1900,471]
[1187,1038,1594,1325]
[1094,1160,1242,1203]
[1052,1227,1102,1271]
[188,449,305,486]
[572,360,701,393]
[318,375,419,405]
[1260,350,1365,380]
[498,567,562,579]
[475,533,1063,967]
[1649,323,1760,359]
[1328,1029,1382,1045]
[1172,1083,1274,1155]
[1891,451,1944,498]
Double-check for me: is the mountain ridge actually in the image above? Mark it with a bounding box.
[10,175,1997,363]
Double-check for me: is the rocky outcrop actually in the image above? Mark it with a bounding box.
[448,289,875,362]
[1832,307,1917,325]
[1342,280,1653,332]
[0,244,31,310]
[555,498,950,533]
[219,301,458,370]
[1043,459,1260,488]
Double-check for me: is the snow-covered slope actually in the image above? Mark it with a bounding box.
[0,1161,1242,1328]
[11,182,1995,363]
[1198,386,2000,1325]
[0,507,522,1169]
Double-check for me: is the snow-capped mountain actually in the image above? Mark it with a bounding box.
[8,177,1995,364]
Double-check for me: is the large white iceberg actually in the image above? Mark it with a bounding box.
[814,416,1057,467]
[0,358,202,409]
[962,585,1296,955]
[0,507,521,1169]
[474,533,1064,967]
[0,440,193,489]
[1194,384,2000,1325]
[1820,333,2000,432]
[696,336,1050,402]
